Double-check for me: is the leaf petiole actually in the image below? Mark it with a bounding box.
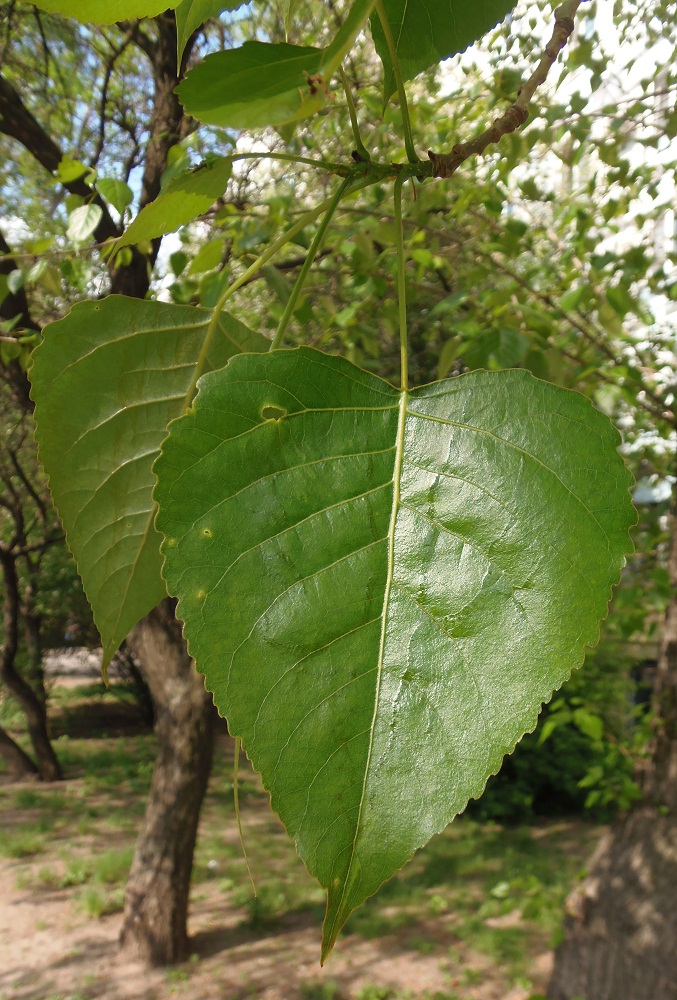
[184,195,341,407]
[271,176,354,350]
[374,0,419,164]
[338,65,370,162]
[393,173,408,391]
[231,150,348,175]
[233,737,257,897]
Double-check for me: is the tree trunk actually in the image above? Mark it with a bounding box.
[0,547,61,781]
[0,722,39,779]
[119,599,216,965]
[548,484,677,1000]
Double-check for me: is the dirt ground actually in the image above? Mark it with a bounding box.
[0,665,597,1000]
[0,859,552,1000]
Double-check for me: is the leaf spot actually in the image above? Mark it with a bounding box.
[202,527,213,538]
[261,405,288,422]
[197,589,206,600]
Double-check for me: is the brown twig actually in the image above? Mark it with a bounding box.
[428,0,582,179]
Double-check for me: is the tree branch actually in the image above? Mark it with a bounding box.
[428,1,583,178]
[0,71,120,243]
[90,27,136,168]
[0,228,35,413]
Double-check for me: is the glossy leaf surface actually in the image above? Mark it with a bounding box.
[30,0,180,22]
[30,296,267,668]
[373,0,516,101]
[154,348,634,958]
[116,157,232,249]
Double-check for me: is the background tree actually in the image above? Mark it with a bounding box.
[2,0,676,977]
[0,385,68,780]
[0,1,221,963]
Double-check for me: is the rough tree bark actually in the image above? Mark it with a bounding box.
[119,600,216,965]
[0,722,39,779]
[548,478,677,1000]
[115,15,217,966]
[0,544,61,781]
[1,9,214,960]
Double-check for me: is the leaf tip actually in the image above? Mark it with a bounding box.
[320,917,339,965]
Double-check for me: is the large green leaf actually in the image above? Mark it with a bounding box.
[372,0,516,102]
[116,157,232,250]
[30,296,268,669]
[177,42,326,130]
[154,348,634,958]
[175,0,246,65]
[177,0,375,129]
[30,0,180,23]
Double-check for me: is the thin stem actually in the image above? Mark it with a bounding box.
[230,150,347,175]
[183,196,337,406]
[393,173,408,391]
[338,65,370,162]
[233,737,257,896]
[374,0,419,164]
[271,177,354,350]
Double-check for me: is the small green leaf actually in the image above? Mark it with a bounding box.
[573,708,604,741]
[154,348,635,959]
[372,0,516,102]
[30,0,181,23]
[30,296,268,669]
[187,237,224,275]
[67,204,103,244]
[537,717,559,745]
[116,157,232,249]
[96,178,134,216]
[175,0,246,65]
[7,270,24,295]
[56,156,94,184]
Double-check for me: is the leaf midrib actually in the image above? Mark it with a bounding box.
[325,388,408,947]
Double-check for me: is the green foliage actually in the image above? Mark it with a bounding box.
[115,157,233,249]
[300,982,342,1000]
[178,0,375,130]
[1,678,600,995]
[66,204,102,244]
[177,43,327,129]
[29,0,181,23]
[31,296,267,668]
[17,0,655,960]
[372,0,516,102]
[154,347,634,954]
[175,0,245,64]
[96,178,134,217]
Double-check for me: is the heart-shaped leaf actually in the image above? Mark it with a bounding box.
[372,0,516,102]
[154,347,635,959]
[30,295,268,669]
